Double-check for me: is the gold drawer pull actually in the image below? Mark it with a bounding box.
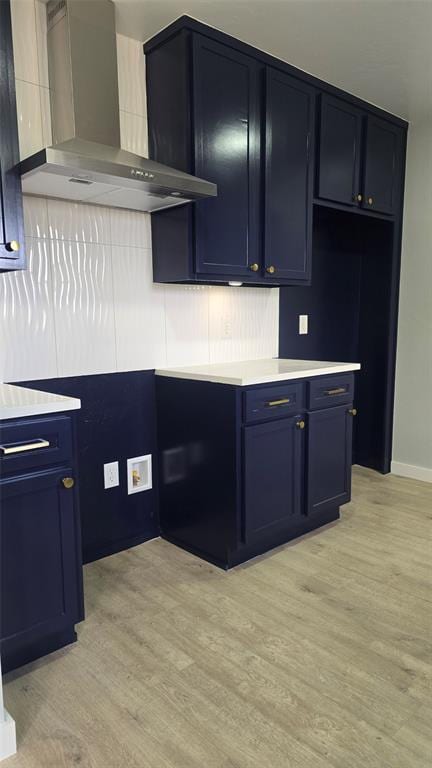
[267,398,290,407]
[348,408,357,416]
[0,438,50,455]
[325,387,346,396]
[296,420,305,430]
[62,477,75,489]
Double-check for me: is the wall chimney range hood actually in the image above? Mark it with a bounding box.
[19,0,217,212]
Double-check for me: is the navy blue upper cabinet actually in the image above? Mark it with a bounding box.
[317,94,403,215]
[363,115,401,215]
[264,68,315,282]
[0,0,25,272]
[317,94,363,206]
[193,36,261,277]
[306,404,354,516]
[243,416,303,542]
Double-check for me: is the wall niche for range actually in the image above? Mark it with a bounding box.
[280,205,397,473]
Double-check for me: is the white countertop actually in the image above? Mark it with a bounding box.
[0,384,81,420]
[156,358,361,386]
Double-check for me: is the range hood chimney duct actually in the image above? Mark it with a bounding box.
[19,0,217,212]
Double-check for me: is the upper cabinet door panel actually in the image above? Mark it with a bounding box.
[317,95,363,206]
[192,36,261,276]
[0,0,25,271]
[363,116,401,215]
[264,68,315,282]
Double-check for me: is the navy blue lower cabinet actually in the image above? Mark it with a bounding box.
[0,415,84,672]
[243,416,303,542]
[157,375,354,569]
[306,404,354,516]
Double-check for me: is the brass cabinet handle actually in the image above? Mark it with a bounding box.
[325,387,346,396]
[5,240,20,252]
[296,420,305,430]
[348,408,357,416]
[367,197,373,205]
[266,265,276,275]
[267,398,290,407]
[354,193,363,202]
[249,263,259,272]
[62,477,75,489]
[0,438,50,455]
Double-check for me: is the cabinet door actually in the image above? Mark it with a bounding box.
[362,116,401,215]
[264,68,315,282]
[192,35,261,277]
[317,94,363,206]
[1,468,82,648]
[243,416,303,542]
[0,0,25,272]
[307,405,353,516]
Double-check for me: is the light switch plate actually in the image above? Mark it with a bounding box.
[104,461,119,489]
[299,314,308,335]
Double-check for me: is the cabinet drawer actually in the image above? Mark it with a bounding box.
[0,416,73,476]
[307,374,354,410]
[244,382,304,423]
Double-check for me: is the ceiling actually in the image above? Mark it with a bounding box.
[114,0,432,122]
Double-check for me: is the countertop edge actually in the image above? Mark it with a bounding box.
[155,363,361,386]
[0,384,81,421]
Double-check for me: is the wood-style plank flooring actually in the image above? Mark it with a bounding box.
[4,467,432,767]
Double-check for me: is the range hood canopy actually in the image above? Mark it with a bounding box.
[19,0,216,212]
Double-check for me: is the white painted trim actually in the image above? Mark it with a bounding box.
[391,461,432,483]
[0,709,16,762]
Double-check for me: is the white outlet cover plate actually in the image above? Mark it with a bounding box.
[104,461,119,489]
[299,314,309,335]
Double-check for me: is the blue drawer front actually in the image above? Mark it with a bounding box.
[308,374,354,410]
[0,416,73,476]
[244,382,304,423]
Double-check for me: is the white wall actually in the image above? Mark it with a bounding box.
[392,117,432,481]
[0,0,278,383]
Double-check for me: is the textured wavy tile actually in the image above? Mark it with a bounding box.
[110,208,151,249]
[50,240,116,376]
[10,0,39,85]
[0,238,57,382]
[209,286,279,363]
[47,199,111,244]
[120,110,148,156]
[15,79,43,160]
[117,33,147,118]
[165,285,210,366]
[112,246,166,370]
[23,195,49,239]
[35,0,49,88]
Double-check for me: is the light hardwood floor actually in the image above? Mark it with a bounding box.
[3,467,432,767]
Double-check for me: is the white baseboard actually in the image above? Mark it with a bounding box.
[0,709,16,761]
[391,461,432,483]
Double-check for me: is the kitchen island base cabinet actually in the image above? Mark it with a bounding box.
[0,415,84,673]
[156,373,355,569]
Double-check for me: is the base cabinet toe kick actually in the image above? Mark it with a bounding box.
[156,373,356,569]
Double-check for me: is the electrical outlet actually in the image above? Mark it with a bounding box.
[222,316,233,339]
[104,461,119,489]
[299,314,308,335]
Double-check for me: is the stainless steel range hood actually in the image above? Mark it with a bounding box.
[19,0,216,212]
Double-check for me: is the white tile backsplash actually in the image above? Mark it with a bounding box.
[50,240,117,377]
[10,0,39,85]
[47,199,111,245]
[112,247,166,371]
[0,238,57,382]
[2,2,279,382]
[15,78,44,160]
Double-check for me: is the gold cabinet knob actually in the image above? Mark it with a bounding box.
[367,197,373,205]
[6,240,20,252]
[296,419,305,430]
[354,193,363,203]
[348,408,357,416]
[249,263,259,272]
[266,265,275,275]
[62,477,75,489]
